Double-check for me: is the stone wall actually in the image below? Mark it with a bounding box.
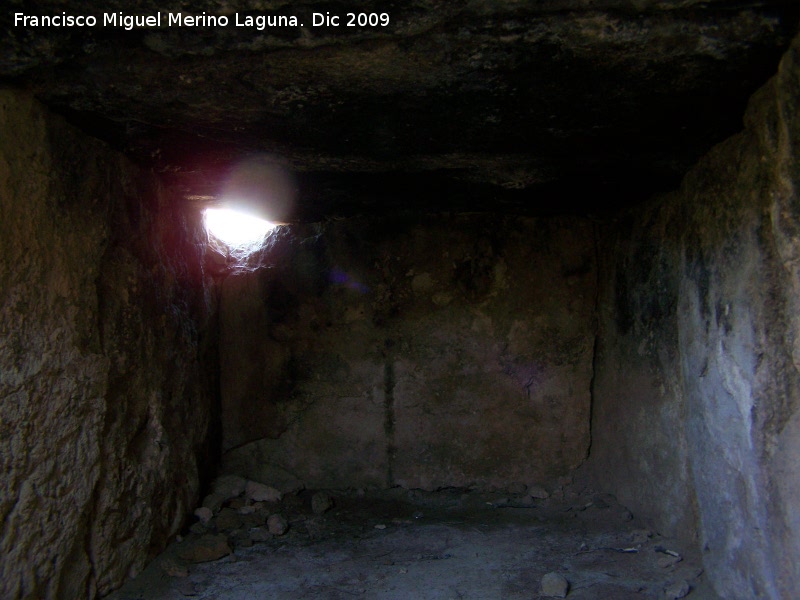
[0,91,217,598]
[590,199,697,540]
[590,34,800,599]
[220,215,597,493]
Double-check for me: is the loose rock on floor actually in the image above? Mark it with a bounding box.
[107,484,719,599]
[541,572,570,597]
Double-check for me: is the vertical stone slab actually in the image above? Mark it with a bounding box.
[675,36,800,597]
[590,201,697,541]
[222,216,596,492]
[0,91,215,599]
[591,33,800,600]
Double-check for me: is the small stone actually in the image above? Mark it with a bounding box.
[249,527,272,542]
[201,492,225,513]
[212,474,247,501]
[507,482,527,495]
[541,572,570,598]
[374,523,386,530]
[528,485,550,499]
[658,554,683,568]
[179,534,231,563]
[160,557,189,578]
[312,491,334,514]
[238,505,257,515]
[267,514,289,536]
[194,507,213,524]
[214,508,243,532]
[189,522,207,535]
[245,481,282,503]
[664,579,690,599]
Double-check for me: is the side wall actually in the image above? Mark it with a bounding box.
[220,215,597,492]
[0,91,217,598]
[591,200,696,539]
[591,34,800,599]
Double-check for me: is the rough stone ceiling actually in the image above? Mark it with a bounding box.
[2,0,799,220]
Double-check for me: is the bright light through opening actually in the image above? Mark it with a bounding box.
[204,208,275,248]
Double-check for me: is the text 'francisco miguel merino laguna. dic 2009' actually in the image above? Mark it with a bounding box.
[13,11,391,30]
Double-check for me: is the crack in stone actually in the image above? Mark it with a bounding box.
[384,340,397,488]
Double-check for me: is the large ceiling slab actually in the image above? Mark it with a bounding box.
[2,1,798,219]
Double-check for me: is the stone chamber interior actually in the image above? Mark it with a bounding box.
[2,2,800,599]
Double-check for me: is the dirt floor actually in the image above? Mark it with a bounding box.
[106,484,719,600]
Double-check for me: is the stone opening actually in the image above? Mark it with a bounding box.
[203,208,276,252]
[2,4,800,599]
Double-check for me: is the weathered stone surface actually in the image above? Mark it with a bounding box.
[221,215,595,491]
[589,33,800,600]
[0,91,216,599]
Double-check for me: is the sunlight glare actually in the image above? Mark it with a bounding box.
[204,207,275,248]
